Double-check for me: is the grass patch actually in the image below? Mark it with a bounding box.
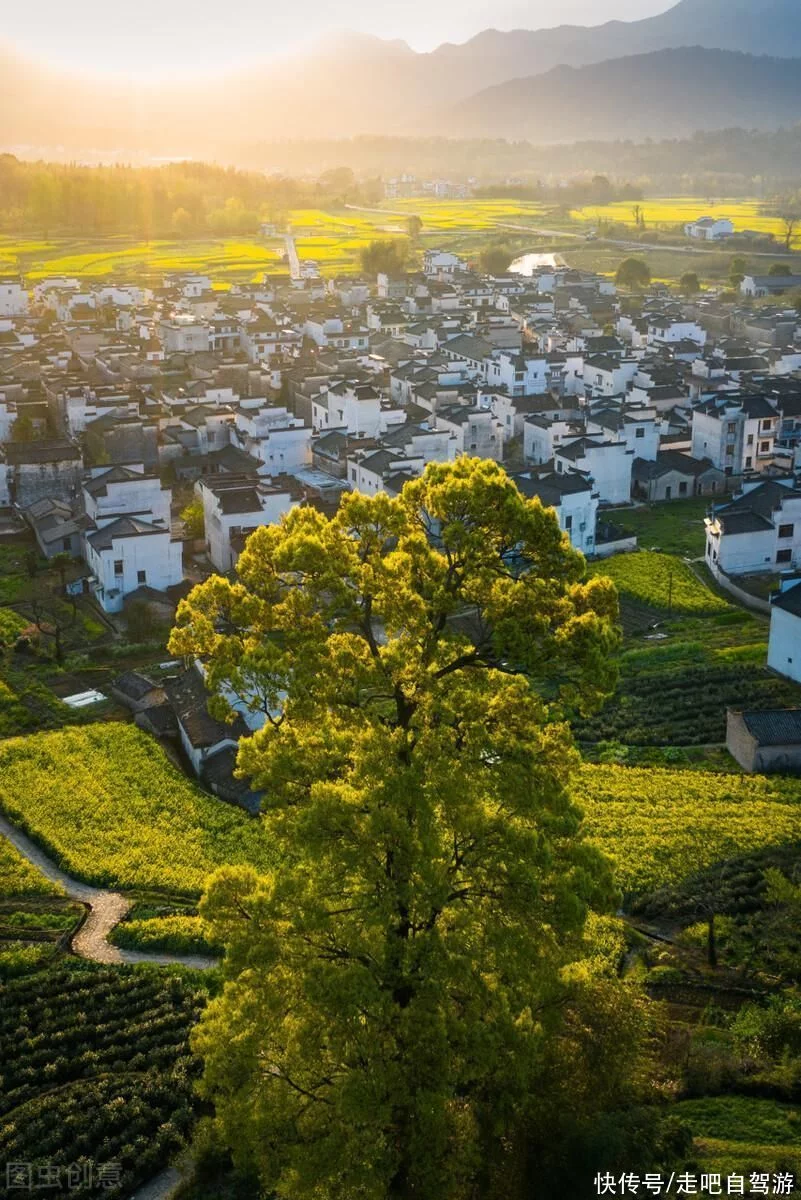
[590,551,730,614]
[609,498,711,558]
[0,837,64,898]
[674,1096,801,1175]
[110,915,221,957]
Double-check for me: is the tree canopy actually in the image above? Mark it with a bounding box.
[169,459,630,1199]
[359,238,410,276]
[615,257,651,289]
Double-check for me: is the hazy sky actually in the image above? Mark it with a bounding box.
[4,0,673,76]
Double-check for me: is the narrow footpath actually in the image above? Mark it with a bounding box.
[0,812,218,970]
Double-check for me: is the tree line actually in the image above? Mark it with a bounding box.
[0,157,382,239]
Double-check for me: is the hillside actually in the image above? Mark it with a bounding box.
[439,47,801,142]
[4,0,801,153]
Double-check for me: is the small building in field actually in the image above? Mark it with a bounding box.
[685,217,734,242]
[726,708,801,774]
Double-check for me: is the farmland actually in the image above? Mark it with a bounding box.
[0,235,285,284]
[3,196,798,286]
[0,962,209,1198]
[576,764,801,897]
[0,725,275,895]
[570,197,801,247]
[2,722,801,907]
[587,551,730,614]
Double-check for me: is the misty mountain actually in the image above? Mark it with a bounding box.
[4,0,801,155]
[438,47,801,142]
[423,0,801,97]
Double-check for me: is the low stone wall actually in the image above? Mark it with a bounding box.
[592,536,638,560]
[707,561,772,615]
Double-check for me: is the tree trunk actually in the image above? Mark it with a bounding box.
[707,911,717,968]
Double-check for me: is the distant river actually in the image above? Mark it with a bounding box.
[509,252,566,276]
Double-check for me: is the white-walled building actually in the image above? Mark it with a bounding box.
[197,474,301,572]
[85,518,183,613]
[0,275,28,317]
[705,479,801,576]
[512,470,599,556]
[768,576,801,684]
[82,465,171,528]
[685,217,734,241]
[157,314,210,354]
[553,438,633,506]
[486,350,549,397]
[692,395,780,476]
[232,406,311,474]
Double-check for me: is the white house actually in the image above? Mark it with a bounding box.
[84,517,183,613]
[434,405,503,462]
[512,470,599,556]
[0,275,28,317]
[82,465,171,528]
[583,356,639,399]
[232,406,312,474]
[423,250,466,278]
[705,478,801,576]
[486,350,549,397]
[197,474,301,573]
[553,438,633,506]
[157,314,210,354]
[692,395,780,476]
[685,217,734,241]
[768,575,801,684]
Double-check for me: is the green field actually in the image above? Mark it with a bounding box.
[674,1097,801,1176]
[4,196,796,284]
[0,837,64,898]
[576,764,801,896]
[571,197,801,247]
[0,725,274,895]
[588,551,730,615]
[0,235,285,283]
[610,498,711,558]
[2,723,800,905]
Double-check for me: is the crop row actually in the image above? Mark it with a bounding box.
[0,1076,194,1199]
[574,664,801,746]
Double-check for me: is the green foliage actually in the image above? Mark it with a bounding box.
[0,836,65,897]
[0,941,57,979]
[0,725,274,894]
[170,459,626,1198]
[680,271,700,295]
[181,497,205,538]
[111,916,221,957]
[588,552,729,614]
[0,962,207,1196]
[574,663,801,746]
[359,236,409,275]
[615,257,652,288]
[479,243,514,274]
[0,607,27,646]
[674,1096,801,1176]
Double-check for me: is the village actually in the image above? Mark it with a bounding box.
[4,209,801,1197]
[2,230,801,789]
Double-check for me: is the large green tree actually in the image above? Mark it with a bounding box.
[169,459,627,1199]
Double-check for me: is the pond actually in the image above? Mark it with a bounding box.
[509,252,566,276]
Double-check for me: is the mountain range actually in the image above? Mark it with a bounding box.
[3,0,801,158]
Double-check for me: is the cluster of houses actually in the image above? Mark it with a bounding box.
[2,248,801,783]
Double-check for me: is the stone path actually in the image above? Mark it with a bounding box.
[0,812,218,970]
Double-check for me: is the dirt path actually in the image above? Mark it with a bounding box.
[0,813,218,970]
